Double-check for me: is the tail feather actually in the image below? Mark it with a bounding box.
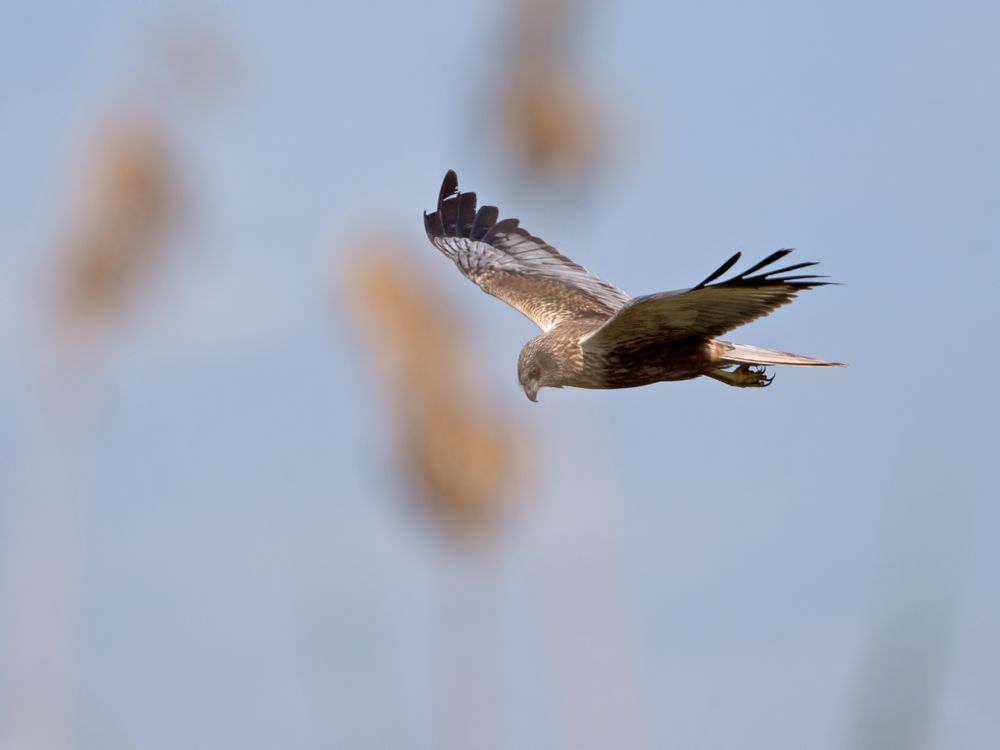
[721,342,845,367]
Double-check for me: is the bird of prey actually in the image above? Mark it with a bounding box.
[424,170,843,402]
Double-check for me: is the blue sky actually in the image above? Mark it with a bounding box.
[1,1,998,748]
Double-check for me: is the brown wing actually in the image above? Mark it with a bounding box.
[581,249,832,351]
[424,171,629,331]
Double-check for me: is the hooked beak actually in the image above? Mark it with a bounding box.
[523,382,539,402]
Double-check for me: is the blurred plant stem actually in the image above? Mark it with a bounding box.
[845,490,971,750]
[1,107,178,749]
[433,549,506,750]
[343,237,527,748]
[0,349,99,750]
[342,235,655,748]
[529,454,654,750]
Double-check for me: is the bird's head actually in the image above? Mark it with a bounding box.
[517,344,555,403]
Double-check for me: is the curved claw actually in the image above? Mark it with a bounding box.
[707,363,774,388]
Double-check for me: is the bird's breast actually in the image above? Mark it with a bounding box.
[582,336,714,389]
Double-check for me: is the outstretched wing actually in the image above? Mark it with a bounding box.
[424,171,629,331]
[581,249,832,351]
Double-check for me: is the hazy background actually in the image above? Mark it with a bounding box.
[1,0,997,748]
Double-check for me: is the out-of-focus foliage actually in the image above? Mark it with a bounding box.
[53,113,176,330]
[344,241,522,535]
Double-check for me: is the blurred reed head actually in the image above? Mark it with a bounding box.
[53,111,177,332]
[492,0,612,183]
[498,69,609,183]
[342,239,523,538]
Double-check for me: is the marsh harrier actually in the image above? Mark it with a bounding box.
[424,171,842,402]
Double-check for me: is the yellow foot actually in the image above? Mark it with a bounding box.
[706,364,774,388]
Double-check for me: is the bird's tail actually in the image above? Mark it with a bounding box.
[720,342,845,367]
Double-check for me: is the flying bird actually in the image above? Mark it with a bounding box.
[424,170,843,402]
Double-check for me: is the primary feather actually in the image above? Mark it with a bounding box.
[424,170,629,331]
[581,250,832,351]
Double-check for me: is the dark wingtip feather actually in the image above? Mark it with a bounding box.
[787,281,833,289]
[777,274,829,281]
[763,260,818,277]
[736,248,794,279]
[426,172,529,248]
[438,170,459,207]
[483,217,521,243]
[470,205,499,241]
[695,247,839,290]
[426,171,508,244]
[424,210,444,240]
[694,252,742,289]
[457,191,477,236]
